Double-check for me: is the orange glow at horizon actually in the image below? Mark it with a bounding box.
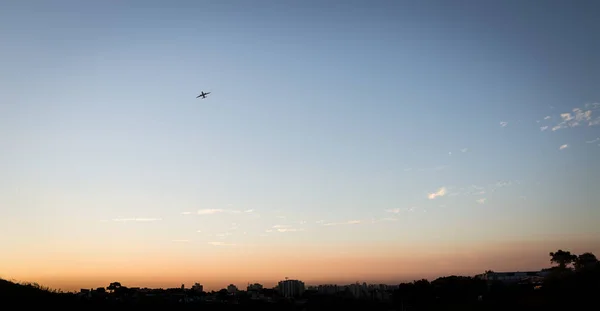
[3,237,598,292]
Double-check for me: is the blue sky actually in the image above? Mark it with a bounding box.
[0,0,599,289]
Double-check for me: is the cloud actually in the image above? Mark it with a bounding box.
[180,211,192,215]
[208,241,236,246]
[500,121,508,127]
[244,209,254,213]
[385,207,417,213]
[550,105,599,131]
[544,116,551,120]
[559,144,568,150]
[460,148,468,153]
[276,228,303,232]
[323,220,361,226]
[112,218,162,222]
[427,187,447,200]
[476,198,487,204]
[197,209,225,215]
[585,102,600,110]
[586,137,600,144]
[540,126,548,131]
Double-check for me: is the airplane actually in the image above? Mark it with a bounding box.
[196,91,211,99]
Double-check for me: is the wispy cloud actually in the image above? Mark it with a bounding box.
[197,209,225,215]
[323,220,362,226]
[385,207,417,213]
[586,137,600,144]
[112,218,162,222]
[585,102,600,110]
[270,224,304,232]
[180,211,192,215]
[540,126,548,131]
[427,187,447,200]
[500,121,508,127]
[460,148,468,153]
[544,116,551,120]
[476,198,487,204]
[559,144,568,150]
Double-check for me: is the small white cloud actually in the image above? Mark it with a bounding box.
[544,116,551,120]
[244,209,254,213]
[181,211,192,215]
[559,144,568,150]
[197,209,225,215]
[476,198,487,204]
[540,126,548,131]
[385,208,402,214]
[428,186,447,200]
[500,121,508,127]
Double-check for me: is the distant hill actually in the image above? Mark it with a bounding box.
[0,278,74,306]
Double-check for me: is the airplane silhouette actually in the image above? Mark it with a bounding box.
[196,91,211,99]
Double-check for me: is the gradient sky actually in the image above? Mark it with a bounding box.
[1,0,599,291]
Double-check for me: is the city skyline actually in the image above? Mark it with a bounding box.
[1,0,599,293]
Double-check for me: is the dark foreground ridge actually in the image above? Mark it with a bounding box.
[2,249,599,310]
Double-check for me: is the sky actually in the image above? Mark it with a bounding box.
[0,0,599,291]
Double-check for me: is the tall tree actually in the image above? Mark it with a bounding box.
[574,252,598,271]
[549,250,577,269]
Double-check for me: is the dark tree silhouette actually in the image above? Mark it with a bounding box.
[549,250,577,269]
[574,252,598,271]
[107,281,121,292]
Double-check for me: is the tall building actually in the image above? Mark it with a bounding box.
[277,279,305,298]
